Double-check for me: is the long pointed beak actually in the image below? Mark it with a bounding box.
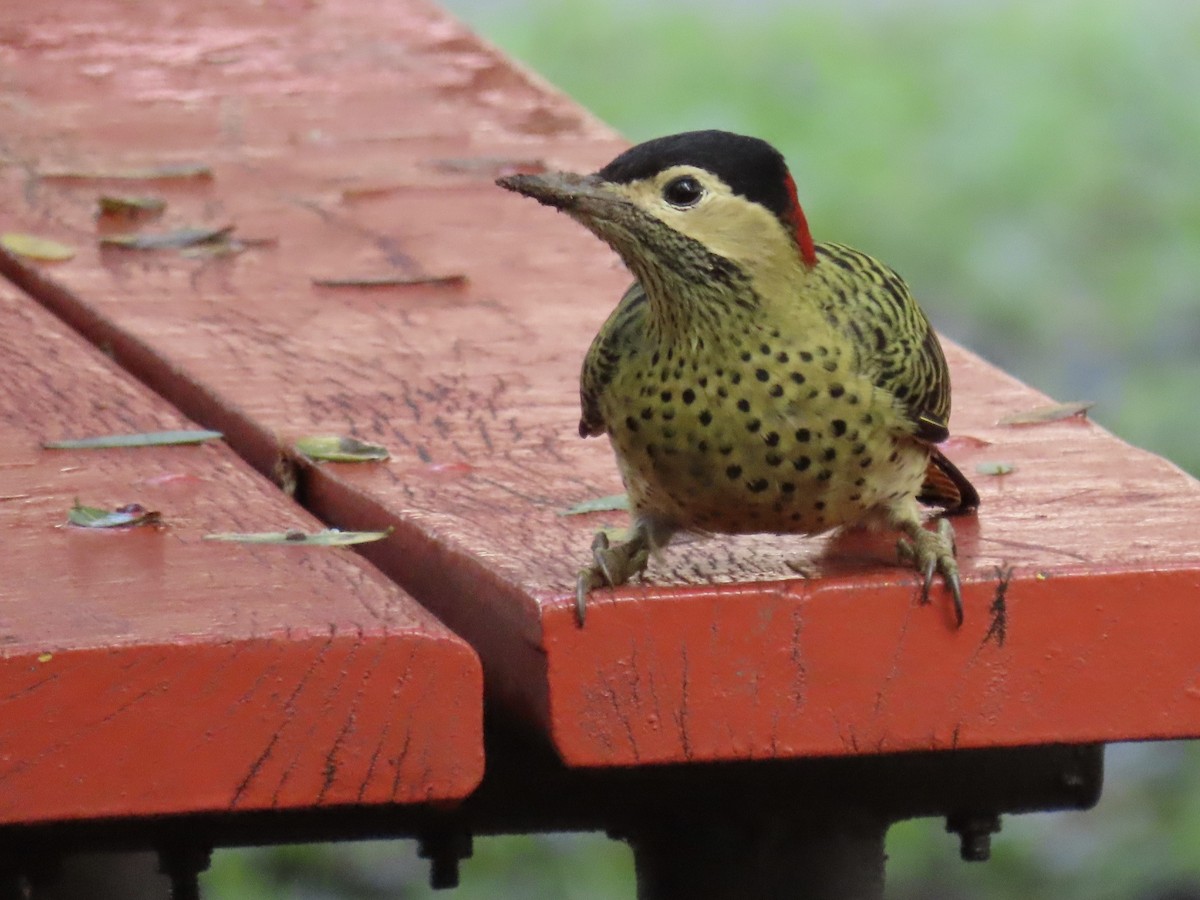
[496,171,616,214]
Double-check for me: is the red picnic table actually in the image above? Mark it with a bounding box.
[0,275,484,893]
[2,0,1200,897]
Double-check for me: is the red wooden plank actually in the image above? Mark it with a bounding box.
[2,0,1199,769]
[0,282,483,824]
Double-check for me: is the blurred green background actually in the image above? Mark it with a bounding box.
[206,0,1200,896]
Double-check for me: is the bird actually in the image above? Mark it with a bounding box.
[497,129,979,627]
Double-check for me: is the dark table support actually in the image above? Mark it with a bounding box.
[624,808,886,900]
[159,846,210,900]
[0,735,1104,897]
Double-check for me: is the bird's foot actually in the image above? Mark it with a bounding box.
[574,527,651,627]
[897,517,964,626]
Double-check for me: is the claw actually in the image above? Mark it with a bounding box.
[922,557,936,600]
[572,525,652,628]
[935,518,964,626]
[899,517,965,627]
[947,569,964,627]
[592,531,619,587]
[572,531,613,627]
[575,567,603,626]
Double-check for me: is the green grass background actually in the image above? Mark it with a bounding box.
[207,0,1200,896]
[477,0,1200,480]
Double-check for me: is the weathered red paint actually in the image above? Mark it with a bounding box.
[2,0,1199,777]
[0,284,483,825]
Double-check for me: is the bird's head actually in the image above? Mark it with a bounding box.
[497,130,817,307]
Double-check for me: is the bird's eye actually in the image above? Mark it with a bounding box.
[662,175,704,208]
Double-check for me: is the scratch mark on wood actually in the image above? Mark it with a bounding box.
[418,746,434,799]
[977,535,1091,563]
[360,725,389,804]
[983,565,1013,648]
[476,419,494,454]
[4,672,60,702]
[389,725,414,801]
[271,634,358,807]
[789,606,807,708]
[831,713,859,755]
[873,598,916,715]
[97,681,172,726]
[338,637,391,801]
[318,711,357,804]
[627,642,642,710]
[230,732,282,810]
[289,197,419,273]
[230,635,335,809]
[598,669,640,762]
[643,653,664,736]
[673,646,693,761]
[472,475,559,508]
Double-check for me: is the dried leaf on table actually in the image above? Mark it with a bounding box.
[294,435,390,462]
[40,163,212,181]
[97,194,167,216]
[340,183,404,201]
[203,529,391,546]
[311,274,466,288]
[68,500,162,528]
[998,401,1094,426]
[558,494,630,516]
[100,225,233,250]
[429,156,547,176]
[975,461,1017,476]
[1,232,75,261]
[44,429,223,450]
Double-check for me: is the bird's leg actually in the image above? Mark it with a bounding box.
[574,521,652,626]
[896,516,964,626]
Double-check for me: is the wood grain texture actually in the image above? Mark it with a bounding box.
[2,0,1199,768]
[0,284,482,824]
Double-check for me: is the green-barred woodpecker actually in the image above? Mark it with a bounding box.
[498,130,979,627]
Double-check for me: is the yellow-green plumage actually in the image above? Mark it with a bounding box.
[497,129,977,626]
[582,241,947,541]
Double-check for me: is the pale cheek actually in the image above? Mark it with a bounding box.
[676,205,793,268]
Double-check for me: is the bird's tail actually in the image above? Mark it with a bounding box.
[918,447,980,514]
